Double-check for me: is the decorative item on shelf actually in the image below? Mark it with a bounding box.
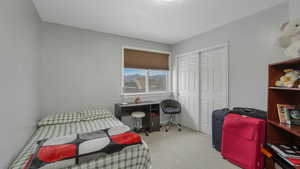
[134,96,141,104]
[278,18,300,58]
[277,104,300,125]
[275,69,300,88]
[277,104,295,125]
[290,109,300,125]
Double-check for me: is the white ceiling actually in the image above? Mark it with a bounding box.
[33,0,287,44]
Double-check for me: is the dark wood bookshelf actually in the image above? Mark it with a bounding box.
[269,87,300,91]
[267,57,300,169]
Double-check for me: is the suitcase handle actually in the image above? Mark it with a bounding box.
[233,107,266,113]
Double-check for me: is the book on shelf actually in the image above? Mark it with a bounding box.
[268,144,300,159]
[284,157,300,167]
[268,144,300,167]
[288,158,300,166]
[277,104,296,124]
[273,152,300,169]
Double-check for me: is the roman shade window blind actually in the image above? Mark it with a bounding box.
[124,48,169,70]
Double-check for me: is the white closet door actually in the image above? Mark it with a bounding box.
[177,53,200,131]
[200,46,228,135]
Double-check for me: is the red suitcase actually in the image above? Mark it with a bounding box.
[221,114,266,169]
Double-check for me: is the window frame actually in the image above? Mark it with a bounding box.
[121,46,172,96]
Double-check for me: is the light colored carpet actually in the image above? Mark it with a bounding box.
[142,127,241,169]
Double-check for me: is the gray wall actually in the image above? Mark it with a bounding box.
[289,0,300,20]
[0,0,41,168]
[40,23,170,116]
[172,3,289,110]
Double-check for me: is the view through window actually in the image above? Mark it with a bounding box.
[149,70,168,92]
[123,68,168,94]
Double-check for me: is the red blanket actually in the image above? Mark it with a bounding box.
[25,126,141,169]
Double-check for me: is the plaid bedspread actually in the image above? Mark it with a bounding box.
[9,117,151,169]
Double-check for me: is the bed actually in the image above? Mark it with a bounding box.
[9,109,151,169]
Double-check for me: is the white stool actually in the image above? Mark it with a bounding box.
[131,111,149,136]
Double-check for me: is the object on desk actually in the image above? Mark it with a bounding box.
[161,99,182,132]
[134,97,141,104]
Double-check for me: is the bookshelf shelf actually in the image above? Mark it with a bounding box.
[268,120,300,137]
[269,87,300,91]
[267,57,300,169]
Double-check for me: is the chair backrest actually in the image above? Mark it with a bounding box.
[160,99,181,113]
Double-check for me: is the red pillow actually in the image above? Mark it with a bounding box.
[111,132,141,145]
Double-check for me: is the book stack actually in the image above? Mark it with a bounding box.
[268,143,300,168]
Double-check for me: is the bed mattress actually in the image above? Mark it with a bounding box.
[9,117,151,169]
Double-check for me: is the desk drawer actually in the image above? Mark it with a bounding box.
[150,114,160,131]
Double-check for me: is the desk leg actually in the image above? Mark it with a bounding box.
[116,116,122,121]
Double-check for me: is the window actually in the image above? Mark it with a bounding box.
[122,48,170,95]
[149,70,168,92]
[124,68,146,93]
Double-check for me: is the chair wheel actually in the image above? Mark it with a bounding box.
[178,128,182,131]
[165,129,168,132]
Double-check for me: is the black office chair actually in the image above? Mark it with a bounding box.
[160,99,182,132]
